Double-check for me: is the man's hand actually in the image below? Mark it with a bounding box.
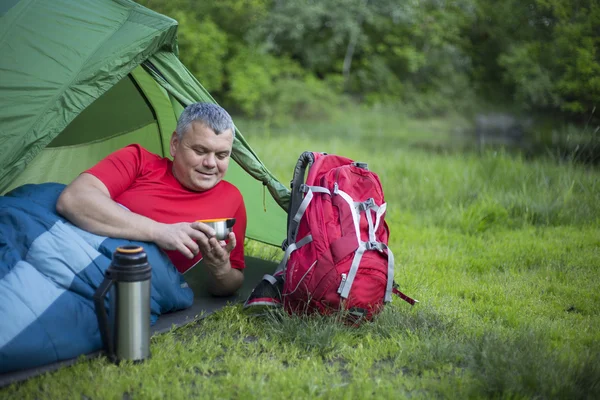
[151,221,218,259]
[193,230,243,296]
[154,223,242,296]
[197,231,237,272]
[150,221,237,266]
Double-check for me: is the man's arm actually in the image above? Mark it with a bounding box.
[206,263,244,296]
[57,173,157,241]
[56,173,212,259]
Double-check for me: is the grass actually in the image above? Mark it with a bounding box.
[2,105,599,399]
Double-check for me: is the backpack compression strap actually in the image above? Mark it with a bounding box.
[333,185,416,305]
[393,285,418,306]
[273,234,313,275]
[332,183,395,302]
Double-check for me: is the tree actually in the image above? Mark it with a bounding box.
[135,0,599,123]
[470,0,600,120]
[136,0,270,98]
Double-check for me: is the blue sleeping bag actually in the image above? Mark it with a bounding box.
[0,183,194,373]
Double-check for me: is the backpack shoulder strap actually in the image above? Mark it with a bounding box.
[285,151,322,247]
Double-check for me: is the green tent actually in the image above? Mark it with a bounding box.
[0,0,289,247]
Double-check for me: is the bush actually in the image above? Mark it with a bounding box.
[226,48,346,126]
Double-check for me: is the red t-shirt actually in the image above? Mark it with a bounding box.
[85,144,246,273]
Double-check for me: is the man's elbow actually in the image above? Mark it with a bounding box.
[208,272,244,297]
[55,189,72,217]
[56,186,81,220]
[208,287,237,297]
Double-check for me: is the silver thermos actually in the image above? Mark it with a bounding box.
[94,245,152,363]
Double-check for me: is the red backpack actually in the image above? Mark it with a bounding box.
[245,152,416,321]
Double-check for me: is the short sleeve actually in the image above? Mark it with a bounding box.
[85,144,146,199]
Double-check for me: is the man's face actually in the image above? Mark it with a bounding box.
[170,121,234,192]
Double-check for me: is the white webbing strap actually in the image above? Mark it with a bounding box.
[335,187,361,243]
[363,199,389,292]
[352,198,384,243]
[304,185,332,195]
[274,234,313,275]
[379,242,395,303]
[365,208,376,243]
[293,189,313,223]
[374,202,386,233]
[291,185,331,242]
[339,242,366,299]
[339,241,394,302]
[262,274,279,285]
[359,198,385,242]
[294,185,331,224]
[335,191,394,301]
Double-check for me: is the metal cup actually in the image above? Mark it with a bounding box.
[198,218,236,240]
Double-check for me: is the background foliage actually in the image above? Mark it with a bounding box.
[138,0,599,128]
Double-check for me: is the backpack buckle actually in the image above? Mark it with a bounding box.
[365,241,379,250]
[358,198,375,211]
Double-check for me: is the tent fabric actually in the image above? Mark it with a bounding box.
[2,123,164,194]
[0,0,178,193]
[1,64,176,194]
[129,66,178,156]
[0,0,290,246]
[47,74,157,147]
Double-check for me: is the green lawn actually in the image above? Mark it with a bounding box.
[2,107,599,399]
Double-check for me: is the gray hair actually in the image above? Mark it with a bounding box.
[175,103,236,140]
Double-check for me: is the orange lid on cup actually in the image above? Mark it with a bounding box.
[197,218,229,223]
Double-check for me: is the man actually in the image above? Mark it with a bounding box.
[57,103,245,296]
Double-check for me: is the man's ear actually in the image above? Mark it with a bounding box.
[169,131,178,158]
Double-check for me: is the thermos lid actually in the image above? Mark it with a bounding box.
[107,246,152,282]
